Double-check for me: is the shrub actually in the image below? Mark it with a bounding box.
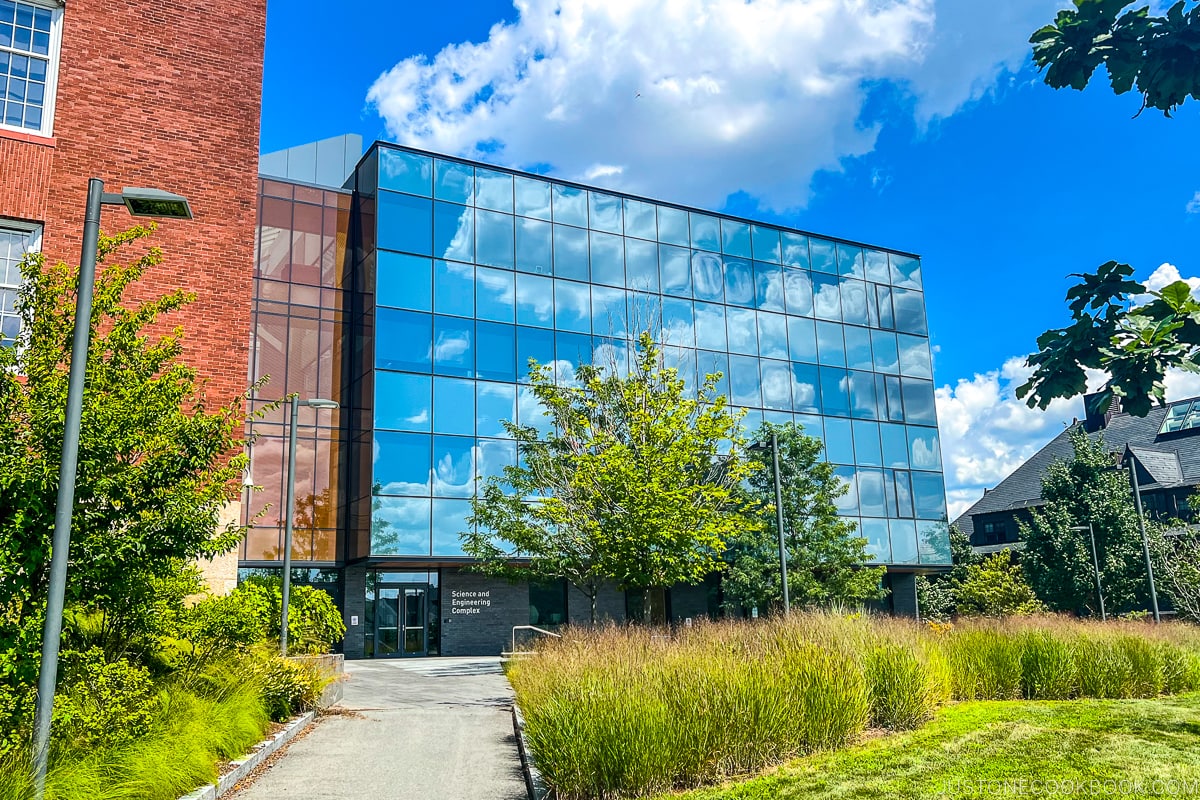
[251,654,326,721]
[234,581,345,655]
[53,648,157,754]
[179,589,271,662]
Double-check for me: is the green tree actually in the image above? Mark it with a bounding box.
[462,331,754,623]
[955,552,1047,617]
[1157,521,1200,621]
[1031,0,1200,116]
[722,422,884,614]
[1021,2,1200,415]
[0,227,250,699]
[916,524,983,621]
[1020,428,1167,615]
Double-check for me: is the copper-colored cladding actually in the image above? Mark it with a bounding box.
[242,180,350,562]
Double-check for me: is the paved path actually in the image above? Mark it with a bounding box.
[234,657,527,800]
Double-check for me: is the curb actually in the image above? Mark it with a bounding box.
[178,710,316,800]
[512,704,551,800]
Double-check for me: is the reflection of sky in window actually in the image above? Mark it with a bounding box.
[624,198,656,240]
[755,263,785,311]
[516,177,552,220]
[724,259,754,306]
[590,192,622,233]
[726,307,757,355]
[694,302,726,351]
[692,252,724,302]
[516,218,553,274]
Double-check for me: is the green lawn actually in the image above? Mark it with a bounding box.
[670,695,1200,800]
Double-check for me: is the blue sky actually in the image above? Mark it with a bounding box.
[261,0,1200,515]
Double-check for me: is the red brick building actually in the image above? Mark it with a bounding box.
[0,0,266,405]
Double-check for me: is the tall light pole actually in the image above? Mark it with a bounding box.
[749,432,789,615]
[281,395,339,656]
[33,180,192,800]
[1126,457,1161,623]
[1070,524,1106,622]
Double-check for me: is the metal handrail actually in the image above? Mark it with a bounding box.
[512,625,562,654]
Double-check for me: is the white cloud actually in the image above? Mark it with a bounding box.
[1141,262,1200,297]
[1187,191,1200,214]
[367,0,1065,211]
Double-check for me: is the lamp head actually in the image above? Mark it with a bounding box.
[120,187,193,219]
[299,397,339,410]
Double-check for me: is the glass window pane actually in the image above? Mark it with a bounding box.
[372,497,431,556]
[811,274,841,321]
[477,382,516,438]
[918,520,951,564]
[476,210,514,269]
[837,244,864,278]
[760,360,792,411]
[865,249,890,284]
[692,251,724,302]
[477,321,517,382]
[660,245,692,296]
[754,262,785,311]
[476,267,515,323]
[699,351,730,401]
[901,379,936,425]
[810,238,836,274]
[591,286,627,338]
[892,255,922,290]
[791,363,821,414]
[725,307,758,356]
[432,436,476,497]
[553,225,589,281]
[662,345,697,395]
[787,317,817,363]
[724,258,754,307]
[516,326,555,382]
[908,426,942,471]
[885,376,905,422]
[892,288,928,335]
[374,431,432,493]
[378,149,432,196]
[661,297,694,348]
[376,372,431,432]
[433,201,474,262]
[516,272,554,328]
[757,312,788,360]
[815,322,844,367]
[434,260,474,318]
[833,466,858,515]
[820,367,849,417]
[625,239,659,293]
[893,470,913,517]
[432,499,472,556]
[434,160,473,204]
[555,331,593,373]
[729,355,761,407]
[478,438,517,485]
[880,423,909,468]
[378,191,432,256]
[783,269,813,317]
[694,302,727,351]
[433,315,474,378]
[657,206,689,246]
[474,168,513,213]
[590,231,624,287]
[622,198,655,240]
[877,285,895,329]
[840,279,868,325]
[911,472,947,520]
[554,280,592,333]
[721,219,752,257]
[589,192,622,233]
[515,177,552,220]
[377,309,431,372]
[844,326,873,372]
[861,518,891,563]
[433,378,475,436]
[552,185,587,227]
[890,520,919,564]
[376,251,431,311]
[752,225,781,263]
[690,212,720,252]
[823,417,854,464]
[898,333,933,379]
[871,330,899,374]
[780,232,809,269]
[516,217,553,274]
[853,420,882,466]
[857,469,886,516]
[848,370,880,420]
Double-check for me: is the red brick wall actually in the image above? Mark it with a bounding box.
[0,0,266,405]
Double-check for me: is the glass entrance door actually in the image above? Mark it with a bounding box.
[373,583,428,657]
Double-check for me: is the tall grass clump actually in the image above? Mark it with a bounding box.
[942,627,1023,700]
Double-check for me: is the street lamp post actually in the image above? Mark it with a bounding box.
[749,432,789,615]
[281,395,339,656]
[32,179,192,800]
[1070,524,1106,622]
[1126,458,1161,624]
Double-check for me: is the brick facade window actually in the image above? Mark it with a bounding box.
[0,221,37,343]
[0,0,62,137]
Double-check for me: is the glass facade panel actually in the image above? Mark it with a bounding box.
[378,191,432,255]
[377,309,432,372]
[722,219,752,257]
[433,201,474,262]
[377,251,431,311]
[660,245,691,296]
[552,184,587,227]
[434,260,474,317]
[474,168,513,213]
[590,231,624,287]
[724,258,754,307]
[752,225,781,263]
[379,149,432,196]
[755,261,785,311]
[433,315,473,377]
[589,192,622,233]
[694,302,726,351]
[625,239,659,293]
[553,225,588,281]
[515,176,552,220]
[690,212,720,252]
[376,372,431,432]
[516,272,553,327]
[434,159,473,204]
[890,520,919,564]
[624,198,657,240]
[476,381,516,438]
[757,312,788,360]
[475,209,514,269]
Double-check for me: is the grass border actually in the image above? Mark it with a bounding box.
[177,711,315,800]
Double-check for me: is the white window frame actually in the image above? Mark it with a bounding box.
[0,219,40,344]
[0,0,64,138]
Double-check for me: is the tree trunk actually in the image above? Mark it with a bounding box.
[643,587,653,625]
[590,590,597,626]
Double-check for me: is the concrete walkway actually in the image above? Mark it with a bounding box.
[234,657,527,800]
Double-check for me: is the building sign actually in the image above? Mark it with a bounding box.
[450,589,492,615]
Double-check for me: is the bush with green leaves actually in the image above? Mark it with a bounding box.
[51,648,157,754]
[250,655,326,721]
[233,580,345,655]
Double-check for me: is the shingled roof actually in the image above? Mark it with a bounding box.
[953,399,1200,538]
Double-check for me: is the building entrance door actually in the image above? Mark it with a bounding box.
[373,583,429,657]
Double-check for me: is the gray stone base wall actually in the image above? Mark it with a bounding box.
[440,570,530,656]
[890,572,919,618]
[670,583,710,623]
[568,582,626,625]
[342,563,366,659]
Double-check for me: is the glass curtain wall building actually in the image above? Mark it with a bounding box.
[247,139,950,657]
